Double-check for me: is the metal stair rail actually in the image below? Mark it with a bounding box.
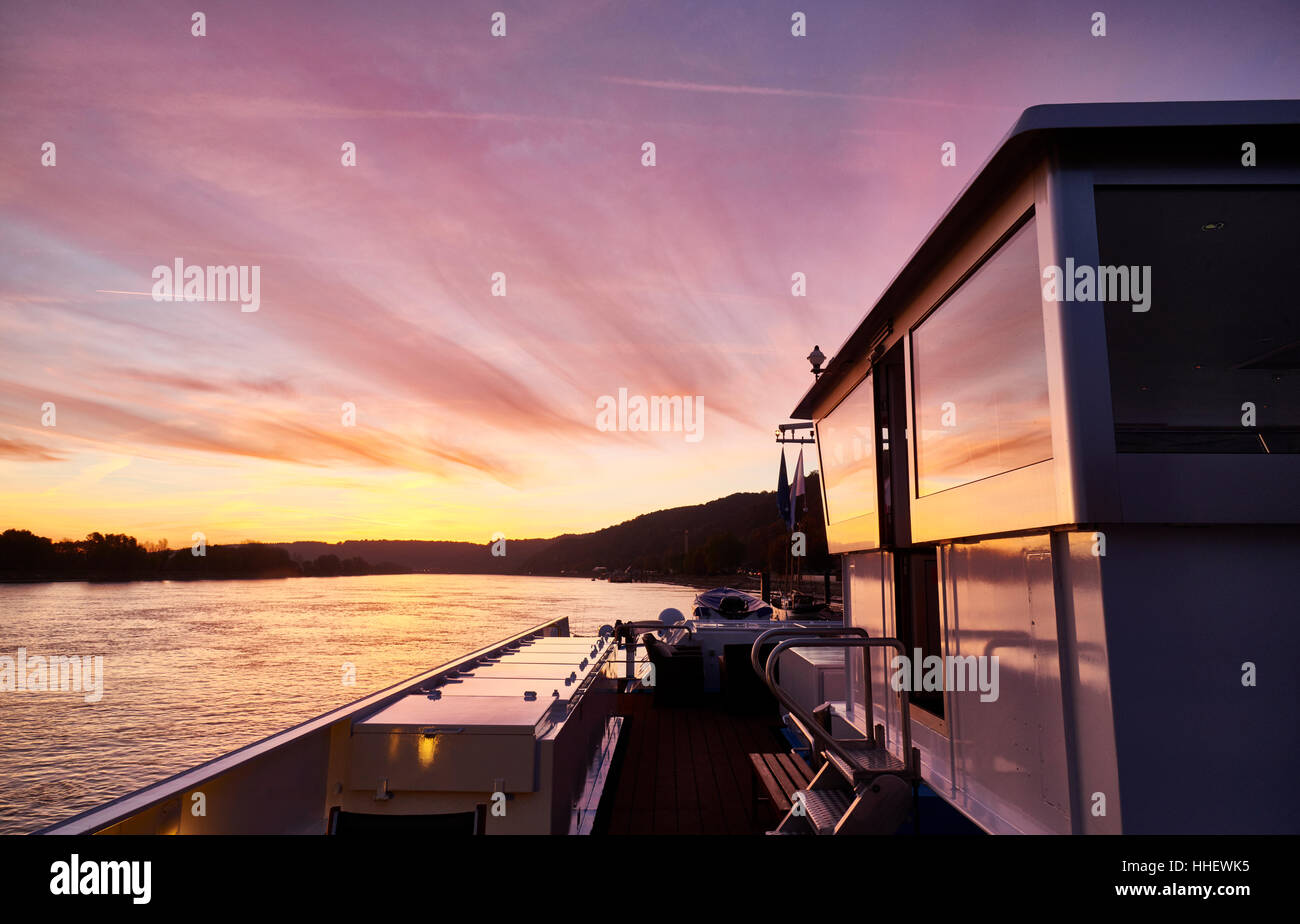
[749,625,872,752]
[759,634,920,787]
[750,626,871,762]
[748,626,868,753]
[748,625,869,679]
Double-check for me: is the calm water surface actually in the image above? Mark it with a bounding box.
[0,574,697,834]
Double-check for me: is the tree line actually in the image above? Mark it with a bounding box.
[0,529,402,582]
[0,475,833,582]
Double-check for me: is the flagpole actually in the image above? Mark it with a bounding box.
[790,448,807,603]
[791,491,803,603]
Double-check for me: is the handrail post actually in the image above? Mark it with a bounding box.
[749,625,868,684]
[762,637,918,785]
[750,626,872,746]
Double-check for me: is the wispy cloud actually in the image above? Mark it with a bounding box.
[601,76,1018,110]
[0,436,64,462]
[2,0,1296,542]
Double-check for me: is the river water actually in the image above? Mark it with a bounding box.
[0,574,699,834]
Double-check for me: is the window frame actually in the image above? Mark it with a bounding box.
[816,369,879,527]
[908,210,1052,499]
[903,202,1065,544]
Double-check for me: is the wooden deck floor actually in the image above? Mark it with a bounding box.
[600,692,790,835]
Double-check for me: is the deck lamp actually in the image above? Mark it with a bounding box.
[808,345,827,378]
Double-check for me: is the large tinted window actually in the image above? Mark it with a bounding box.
[1097,186,1300,452]
[817,374,876,524]
[912,216,1052,496]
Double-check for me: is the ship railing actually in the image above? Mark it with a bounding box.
[610,619,693,691]
[750,625,873,735]
[751,629,919,786]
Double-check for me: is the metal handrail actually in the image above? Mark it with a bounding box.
[615,619,694,643]
[748,625,868,681]
[763,636,917,786]
[614,620,694,692]
[749,626,873,735]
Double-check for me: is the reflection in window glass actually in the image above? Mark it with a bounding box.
[1098,186,1300,452]
[817,374,876,524]
[912,217,1051,496]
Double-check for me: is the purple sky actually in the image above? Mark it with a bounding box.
[2,0,1298,543]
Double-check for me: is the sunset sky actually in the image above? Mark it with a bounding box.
[2,0,1298,545]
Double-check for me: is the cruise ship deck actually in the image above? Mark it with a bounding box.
[601,693,785,836]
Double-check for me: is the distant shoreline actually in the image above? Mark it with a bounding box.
[0,571,835,592]
[3,483,837,588]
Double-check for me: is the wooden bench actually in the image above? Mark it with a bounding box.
[748,751,815,822]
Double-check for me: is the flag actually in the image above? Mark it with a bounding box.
[789,448,806,530]
[776,450,791,527]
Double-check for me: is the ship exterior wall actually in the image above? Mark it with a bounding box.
[941,535,1072,834]
[844,550,887,737]
[1052,530,1123,834]
[1098,525,1300,834]
[846,533,1120,834]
